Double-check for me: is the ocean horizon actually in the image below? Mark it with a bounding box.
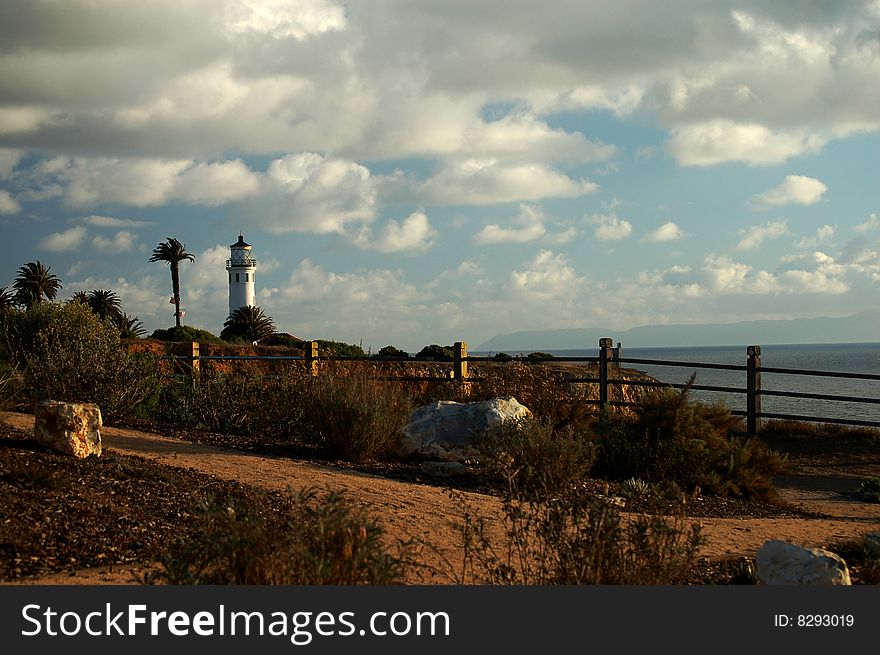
[473,341,880,425]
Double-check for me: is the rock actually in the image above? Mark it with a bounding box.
[34,400,103,458]
[756,540,851,585]
[399,396,532,461]
[420,461,468,477]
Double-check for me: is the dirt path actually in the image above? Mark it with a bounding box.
[4,412,880,584]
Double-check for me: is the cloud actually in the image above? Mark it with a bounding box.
[643,221,683,243]
[473,204,547,245]
[667,121,826,166]
[418,159,599,206]
[91,230,137,253]
[509,249,584,300]
[855,213,879,233]
[796,224,835,249]
[0,189,20,214]
[754,175,827,207]
[172,159,261,205]
[587,212,633,241]
[222,0,347,39]
[736,219,788,251]
[83,214,153,228]
[37,226,87,251]
[356,212,437,252]
[0,147,22,179]
[255,153,378,233]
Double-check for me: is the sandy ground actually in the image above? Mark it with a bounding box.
[3,411,879,585]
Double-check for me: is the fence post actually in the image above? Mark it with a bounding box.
[599,337,613,406]
[453,341,469,381]
[190,341,200,377]
[747,345,762,437]
[307,340,319,377]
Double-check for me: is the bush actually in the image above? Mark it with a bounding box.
[526,352,555,362]
[416,344,454,361]
[4,303,158,421]
[454,477,703,585]
[303,371,412,461]
[491,352,513,362]
[145,489,411,585]
[156,369,307,437]
[375,345,409,358]
[150,325,223,344]
[476,417,597,498]
[316,339,366,358]
[593,383,783,499]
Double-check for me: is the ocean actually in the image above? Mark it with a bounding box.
[483,343,880,425]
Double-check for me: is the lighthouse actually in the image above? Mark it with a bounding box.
[226,234,257,317]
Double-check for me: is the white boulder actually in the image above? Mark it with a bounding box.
[34,400,103,458]
[757,540,851,585]
[399,396,532,461]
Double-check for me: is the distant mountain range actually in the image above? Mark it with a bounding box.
[476,312,880,351]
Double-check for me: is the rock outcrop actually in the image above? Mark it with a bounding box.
[33,400,103,458]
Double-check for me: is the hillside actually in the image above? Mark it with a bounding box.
[478,312,880,351]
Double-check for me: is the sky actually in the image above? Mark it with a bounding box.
[1,0,879,352]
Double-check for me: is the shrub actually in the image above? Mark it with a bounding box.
[476,417,597,498]
[156,369,307,437]
[4,303,158,421]
[593,382,783,499]
[526,351,555,362]
[145,489,411,585]
[454,476,703,585]
[416,344,454,361]
[303,371,413,461]
[491,352,513,362]
[316,339,366,358]
[376,345,409,358]
[150,325,223,344]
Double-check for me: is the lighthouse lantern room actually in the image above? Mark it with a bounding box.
[226,234,257,317]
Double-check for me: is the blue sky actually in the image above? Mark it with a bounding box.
[1,1,879,351]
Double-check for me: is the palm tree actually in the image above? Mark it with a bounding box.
[87,289,123,322]
[149,237,195,328]
[115,313,146,339]
[67,290,89,305]
[0,286,13,314]
[12,261,62,309]
[221,305,275,344]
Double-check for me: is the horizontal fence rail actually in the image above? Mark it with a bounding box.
[160,338,880,436]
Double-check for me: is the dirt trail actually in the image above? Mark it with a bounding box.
[4,412,880,585]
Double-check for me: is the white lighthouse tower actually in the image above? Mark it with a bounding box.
[226,234,257,317]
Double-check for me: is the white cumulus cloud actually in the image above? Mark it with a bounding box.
[736,219,788,251]
[38,226,88,252]
[0,189,21,214]
[587,212,633,241]
[473,204,547,245]
[643,221,683,243]
[755,175,827,207]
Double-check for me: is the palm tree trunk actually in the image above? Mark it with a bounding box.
[171,263,182,328]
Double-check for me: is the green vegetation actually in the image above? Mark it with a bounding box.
[3,302,157,421]
[12,261,62,309]
[476,417,597,498]
[150,325,223,343]
[593,382,783,499]
[220,305,276,344]
[315,339,366,358]
[149,237,195,329]
[526,351,555,362]
[455,469,703,584]
[303,371,412,462]
[416,344,454,361]
[376,345,409,358]
[145,489,410,585]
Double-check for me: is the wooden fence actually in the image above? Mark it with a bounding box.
[164,339,880,437]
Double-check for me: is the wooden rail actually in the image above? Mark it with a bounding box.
[161,339,880,436]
